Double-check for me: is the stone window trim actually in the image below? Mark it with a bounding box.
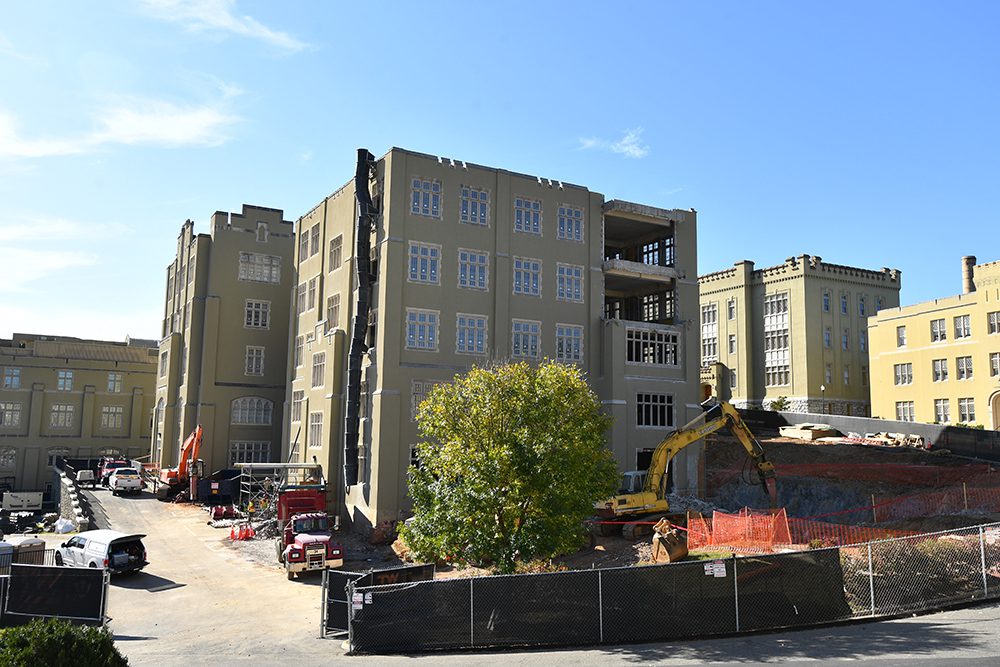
[556,204,584,243]
[408,241,442,285]
[411,177,442,219]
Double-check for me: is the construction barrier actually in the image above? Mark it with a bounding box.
[2,564,108,626]
[708,462,995,491]
[342,522,1000,654]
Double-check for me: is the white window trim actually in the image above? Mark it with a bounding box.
[407,241,442,286]
[555,323,584,363]
[556,263,585,303]
[556,203,584,243]
[511,319,541,359]
[411,177,443,219]
[455,313,488,356]
[244,299,271,330]
[245,346,265,377]
[457,248,489,291]
[405,308,440,352]
[459,185,490,227]
[513,196,542,235]
[512,256,542,297]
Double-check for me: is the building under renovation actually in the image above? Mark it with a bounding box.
[869,256,1000,428]
[285,147,702,529]
[699,255,902,415]
[153,205,294,475]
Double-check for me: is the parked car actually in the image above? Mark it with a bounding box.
[99,459,129,486]
[56,530,147,574]
[108,468,143,496]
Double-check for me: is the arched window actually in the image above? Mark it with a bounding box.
[231,397,273,425]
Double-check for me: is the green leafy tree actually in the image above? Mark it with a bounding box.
[0,618,128,666]
[400,361,619,573]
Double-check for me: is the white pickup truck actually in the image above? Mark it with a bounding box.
[108,468,143,496]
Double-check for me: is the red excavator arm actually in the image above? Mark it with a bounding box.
[161,425,203,485]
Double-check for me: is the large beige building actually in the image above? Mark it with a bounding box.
[869,256,1000,428]
[0,334,158,498]
[699,255,901,415]
[153,205,294,474]
[285,147,701,529]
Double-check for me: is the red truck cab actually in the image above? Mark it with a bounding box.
[276,489,344,579]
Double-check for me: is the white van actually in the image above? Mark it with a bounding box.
[57,530,147,574]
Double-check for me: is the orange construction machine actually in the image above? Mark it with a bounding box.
[156,425,203,501]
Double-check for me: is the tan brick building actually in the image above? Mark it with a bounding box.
[286,147,702,529]
[699,255,901,415]
[153,205,294,474]
[869,256,1000,427]
[0,334,157,498]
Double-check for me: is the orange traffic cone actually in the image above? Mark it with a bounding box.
[230,525,236,540]
[237,524,245,540]
[247,524,255,539]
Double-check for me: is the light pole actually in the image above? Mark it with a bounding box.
[820,384,826,415]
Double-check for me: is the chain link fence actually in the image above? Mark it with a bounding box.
[343,521,1000,654]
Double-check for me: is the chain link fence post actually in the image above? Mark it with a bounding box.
[347,578,355,654]
[980,526,989,598]
[469,577,474,648]
[733,554,740,633]
[597,569,604,643]
[867,543,875,617]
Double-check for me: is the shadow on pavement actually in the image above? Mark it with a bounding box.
[112,571,186,593]
[113,635,156,642]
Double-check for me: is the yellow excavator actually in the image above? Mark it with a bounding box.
[595,400,778,556]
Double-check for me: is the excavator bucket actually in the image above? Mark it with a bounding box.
[650,518,688,563]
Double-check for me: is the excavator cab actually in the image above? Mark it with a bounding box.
[619,470,647,495]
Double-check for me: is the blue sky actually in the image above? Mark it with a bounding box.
[2,1,998,340]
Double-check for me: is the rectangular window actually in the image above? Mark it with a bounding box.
[458,249,488,290]
[238,252,281,283]
[0,402,21,427]
[931,318,947,342]
[245,346,264,376]
[859,329,867,352]
[727,299,736,320]
[514,196,541,235]
[933,358,948,382]
[823,327,831,348]
[825,363,832,385]
[310,224,320,257]
[456,314,487,355]
[100,405,124,429]
[989,311,1000,335]
[50,404,74,428]
[229,441,270,466]
[329,235,343,270]
[841,329,850,351]
[308,412,323,448]
[954,315,972,339]
[512,319,541,359]
[107,372,123,393]
[460,186,489,226]
[298,227,309,262]
[159,352,168,377]
[555,324,583,362]
[730,369,737,389]
[958,398,976,423]
[2,368,20,389]
[311,352,326,387]
[636,393,673,428]
[57,370,73,391]
[406,308,439,351]
[626,329,678,365]
[557,205,583,242]
[556,264,584,302]
[876,296,884,313]
[513,257,542,296]
[858,297,866,317]
[957,355,973,380]
[296,282,307,315]
[895,401,915,422]
[307,277,317,310]
[295,336,304,367]
[954,314,971,339]
[843,365,850,385]
[291,391,304,422]
[411,178,442,218]
[327,294,341,329]
[862,365,869,386]
[728,334,737,355]
[934,399,950,424]
[408,241,441,284]
[822,291,830,312]
[840,293,848,315]
[897,326,906,347]
[991,352,1000,377]
[411,380,437,420]
[763,292,790,386]
[244,300,270,329]
[894,363,913,385]
[701,303,718,365]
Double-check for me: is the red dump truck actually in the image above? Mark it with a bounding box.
[272,475,344,580]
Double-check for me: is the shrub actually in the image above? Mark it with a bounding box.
[768,396,790,412]
[0,618,128,666]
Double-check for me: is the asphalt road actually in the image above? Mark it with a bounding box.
[44,489,1000,666]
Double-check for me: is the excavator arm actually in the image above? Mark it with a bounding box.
[176,425,203,481]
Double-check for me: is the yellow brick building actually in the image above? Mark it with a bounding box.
[699,255,901,415]
[869,256,1000,428]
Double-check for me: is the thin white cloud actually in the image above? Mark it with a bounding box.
[0,246,98,293]
[0,94,241,159]
[140,0,307,52]
[0,32,42,64]
[578,127,651,159]
[0,216,130,242]
[0,301,160,341]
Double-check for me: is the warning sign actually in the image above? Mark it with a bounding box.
[704,560,727,578]
[352,592,364,610]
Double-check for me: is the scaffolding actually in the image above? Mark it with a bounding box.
[235,463,326,518]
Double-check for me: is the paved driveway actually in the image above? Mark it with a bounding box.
[45,489,1000,666]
